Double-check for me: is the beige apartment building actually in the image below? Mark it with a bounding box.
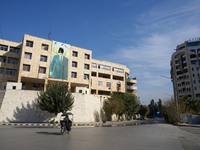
[171,37,200,100]
[0,34,137,97]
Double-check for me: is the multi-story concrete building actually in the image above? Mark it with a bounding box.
[0,34,137,97]
[171,37,200,100]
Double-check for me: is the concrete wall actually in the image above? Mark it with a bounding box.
[0,90,101,123]
[181,114,200,124]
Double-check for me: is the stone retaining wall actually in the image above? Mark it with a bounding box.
[0,90,102,123]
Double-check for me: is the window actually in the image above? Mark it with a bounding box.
[192,68,194,71]
[26,41,33,47]
[198,49,200,53]
[194,80,196,84]
[191,61,197,65]
[0,44,8,51]
[10,47,20,54]
[22,82,26,89]
[33,83,40,90]
[84,64,89,70]
[72,51,78,57]
[117,84,121,87]
[7,57,18,64]
[40,55,47,62]
[24,52,32,59]
[189,49,196,53]
[195,87,197,90]
[6,69,17,76]
[71,72,77,78]
[23,64,30,71]
[0,56,6,63]
[98,81,103,86]
[0,68,4,74]
[107,82,111,88]
[99,64,111,71]
[92,63,97,68]
[187,42,200,47]
[113,67,124,73]
[196,94,200,97]
[84,74,89,80]
[193,74,195,77]
[79,90,82,93]
[39,67,46,74]
[85,54,90,60]
[72,61,77,67]
[42,44,48,50]
[91,72,97,77]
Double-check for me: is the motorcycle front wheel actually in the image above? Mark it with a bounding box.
[61,126,66,135]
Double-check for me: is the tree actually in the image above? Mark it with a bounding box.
[163,98,181,124]
[123,93,140,116]
[138,105,150,119]
[149,99,155,117]
[103,92,140,120]
[157,99,164,116]
[181,96,200,115]
[103,92,125,120]
[37,83,74,122]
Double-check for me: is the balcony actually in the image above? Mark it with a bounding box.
[176,68,182,72]
[175,57,180,61]
[126,85,137,91]
[190,51,196,55]
[175,63,182,66]
[183,65,188,69]
[176,74,184,78]
[190,57,197,61]
[126,78,137,84]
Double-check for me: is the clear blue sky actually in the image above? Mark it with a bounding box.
[1,0,200,105]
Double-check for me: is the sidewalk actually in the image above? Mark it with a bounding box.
[175,123,200,128]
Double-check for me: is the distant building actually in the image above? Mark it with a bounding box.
[170,37,200,100]
[0,34,137,97]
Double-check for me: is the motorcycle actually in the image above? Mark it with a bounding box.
[60,112,73,135]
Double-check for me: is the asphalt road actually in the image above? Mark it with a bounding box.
[1,118,200,150]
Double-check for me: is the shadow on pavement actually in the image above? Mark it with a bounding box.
[36,132,63,136]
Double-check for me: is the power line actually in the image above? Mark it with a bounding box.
[160,75,171,79]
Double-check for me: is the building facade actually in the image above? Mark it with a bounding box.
[171,38,200,100]
[0,34,137,97]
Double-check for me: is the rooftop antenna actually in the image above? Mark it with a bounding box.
[48,18,52,40]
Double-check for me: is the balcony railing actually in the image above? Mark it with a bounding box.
[175,63,181,66]
[126,85,137,90]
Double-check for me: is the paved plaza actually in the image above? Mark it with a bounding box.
[0,118,200,150]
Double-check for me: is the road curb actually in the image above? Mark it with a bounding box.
[0,120,141,127]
